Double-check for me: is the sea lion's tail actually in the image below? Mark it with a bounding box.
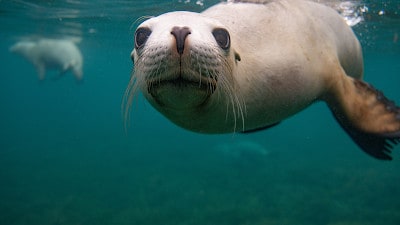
[324,71,400,160]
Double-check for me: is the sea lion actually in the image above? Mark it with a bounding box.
[10,38,83,81]
[124,0,400,160]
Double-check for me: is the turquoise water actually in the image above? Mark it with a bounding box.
[1,0,399,224]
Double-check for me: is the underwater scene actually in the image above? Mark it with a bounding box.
[0,0,399,224]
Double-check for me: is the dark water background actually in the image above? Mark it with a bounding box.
[0,0,399,224]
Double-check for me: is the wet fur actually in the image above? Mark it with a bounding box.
[124,41,246,131]
[124,0,400,160]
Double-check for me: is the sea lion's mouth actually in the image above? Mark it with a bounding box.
[146,76,217,109]
[147,76,216,95]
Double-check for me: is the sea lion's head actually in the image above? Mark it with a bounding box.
[124,11,243,126]
[9,40,36,58]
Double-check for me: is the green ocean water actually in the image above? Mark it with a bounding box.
[0,0,399,224]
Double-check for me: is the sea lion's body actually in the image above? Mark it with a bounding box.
[10,38,83,81]
[125,0,400,160]
[200,0,363,132]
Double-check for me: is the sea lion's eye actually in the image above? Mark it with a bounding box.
[212,28,230,50]
[135,27,152,49]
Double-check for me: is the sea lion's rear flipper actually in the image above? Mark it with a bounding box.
[325,75,400,160]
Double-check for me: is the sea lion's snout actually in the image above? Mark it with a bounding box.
[170,26,191,55]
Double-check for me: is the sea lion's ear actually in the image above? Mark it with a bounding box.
[324,73,400,160]
[234,51,241,62]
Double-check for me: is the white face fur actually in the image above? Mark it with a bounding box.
[125,11,242,116]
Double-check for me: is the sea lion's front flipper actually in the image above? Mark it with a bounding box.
[241,122,281,134]
[35,63,46,80]
[325,73,400,160]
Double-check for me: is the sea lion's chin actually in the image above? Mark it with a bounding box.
[147,77,216,110]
